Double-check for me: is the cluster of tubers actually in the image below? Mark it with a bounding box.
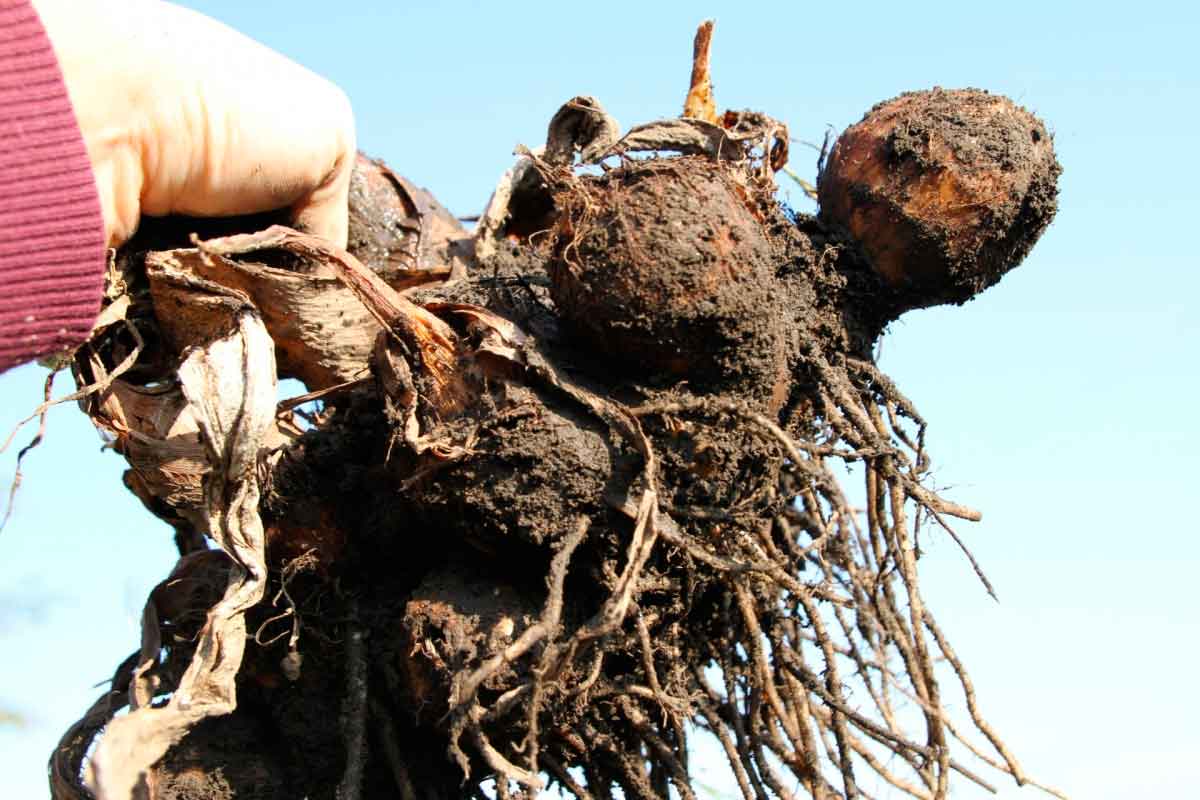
[50,23,1061,800]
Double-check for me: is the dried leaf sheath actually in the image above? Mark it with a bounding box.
[89,299,277,799]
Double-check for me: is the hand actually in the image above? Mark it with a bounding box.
[32,0,356,248]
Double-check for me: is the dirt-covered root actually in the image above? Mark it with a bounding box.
[341,247,1045,800]
[818,88,1061,314]
[46,64,1069,799]
[548,157,790,408]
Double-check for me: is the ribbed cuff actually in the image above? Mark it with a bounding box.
[0,0,107,372]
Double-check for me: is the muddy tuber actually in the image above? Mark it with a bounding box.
[548,157,788,400]
[818,87,1060,315]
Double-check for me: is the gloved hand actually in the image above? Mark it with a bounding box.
[33,0,356,248]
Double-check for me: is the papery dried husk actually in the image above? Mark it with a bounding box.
[79,271,278,800]
[145,231,448,392]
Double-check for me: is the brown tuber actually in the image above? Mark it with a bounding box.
[548,157,787,404]
[818,88,1060,312]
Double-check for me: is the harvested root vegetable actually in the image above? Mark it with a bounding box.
[45,23,1069,800]
[548,157,787,404]
[818,88,1060,313]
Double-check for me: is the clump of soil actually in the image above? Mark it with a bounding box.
[400,380,621,551]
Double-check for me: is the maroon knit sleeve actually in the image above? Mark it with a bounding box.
[0,0,106,373]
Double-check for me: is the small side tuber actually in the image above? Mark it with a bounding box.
[818,88,1060,314]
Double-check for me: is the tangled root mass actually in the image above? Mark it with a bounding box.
[49,86,1062,800]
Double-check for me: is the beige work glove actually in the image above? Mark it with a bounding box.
[33,0,356,248]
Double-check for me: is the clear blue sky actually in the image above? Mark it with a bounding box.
[2,1,1198,797]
